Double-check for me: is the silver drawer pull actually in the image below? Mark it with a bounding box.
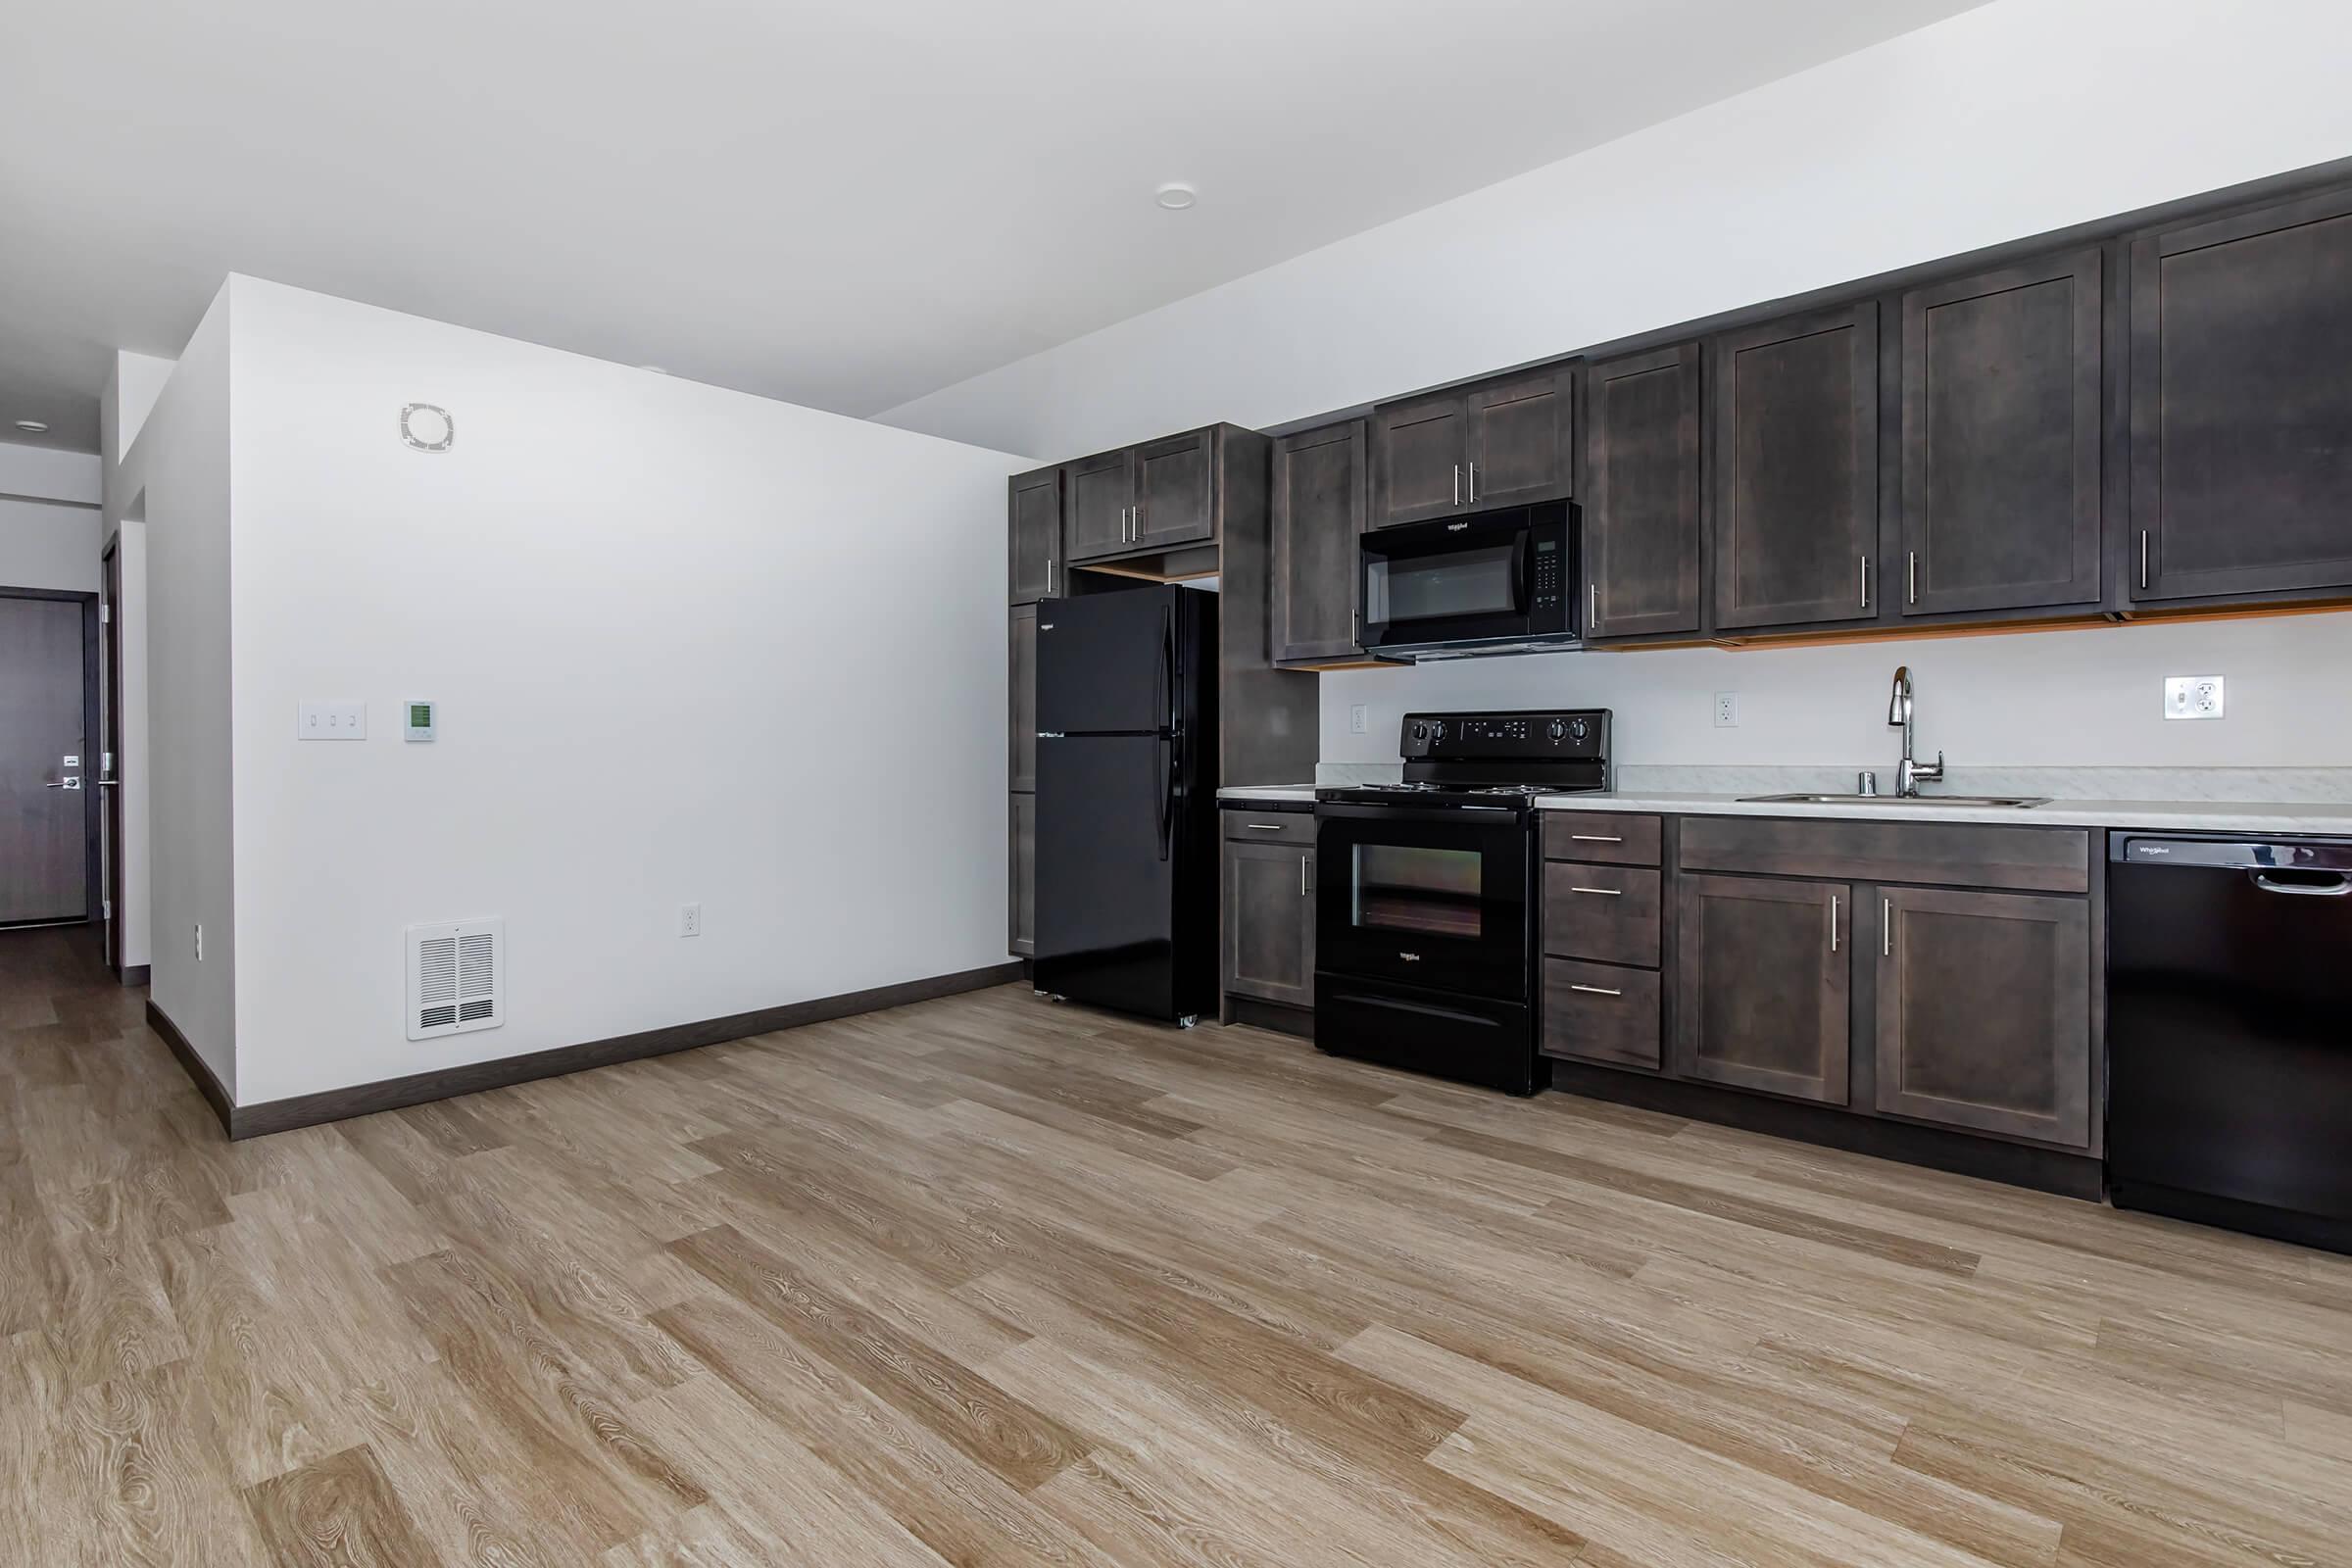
[1569,833,1623,843]
[1569,886,1621,897]
[1245,823,1285,831]
[1569,983,1623,998]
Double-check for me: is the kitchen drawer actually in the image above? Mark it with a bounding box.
[1222,809,1317,847]
[1542,811,1662,866]
[1542,863,1661,968]
[1678,815,2088,894]
[1542,958,1662,1070]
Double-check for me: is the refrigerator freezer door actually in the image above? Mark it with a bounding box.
[1037,585,1177,736]
[1034,733,1178,1019]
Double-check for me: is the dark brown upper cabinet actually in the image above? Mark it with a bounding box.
[1675,872,1851,1105]
[1007,466,1063,605]
[1584,343,1702,640]
[1370,365,1574,529]
[1711,304,1879,631]
[1066,450,1133,563]
[1133,430,1216,551]
[1874,886,2091,1149]
[1899,252,2102,616]
[2130,186,2352,604]
[1269,420,1367,665]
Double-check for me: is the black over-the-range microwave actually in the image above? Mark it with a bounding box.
[1357,501,1580,660]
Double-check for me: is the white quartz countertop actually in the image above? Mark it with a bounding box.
[1216,785,1319,804]
[1532,791,2352,835]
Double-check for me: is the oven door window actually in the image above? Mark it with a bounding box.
[1352,844,1485,939]
[1365,543,1519,625]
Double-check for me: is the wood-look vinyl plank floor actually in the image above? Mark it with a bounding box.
[3,922,2348,1565]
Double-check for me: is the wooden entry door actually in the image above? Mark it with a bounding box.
[0,593,91,924]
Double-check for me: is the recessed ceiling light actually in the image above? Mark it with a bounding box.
[13,419,48,433]
[1154,182,1198,212]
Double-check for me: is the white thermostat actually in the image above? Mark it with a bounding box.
[404,700,437,742]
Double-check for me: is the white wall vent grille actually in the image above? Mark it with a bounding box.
[406,918,504,1041]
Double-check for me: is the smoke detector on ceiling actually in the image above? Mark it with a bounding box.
[400,403,454,452]
[1154,182,1198,211]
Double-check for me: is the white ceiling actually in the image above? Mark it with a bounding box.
[0,0,1984,455]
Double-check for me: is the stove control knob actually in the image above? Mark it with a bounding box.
[1545,719,1566,741]
[1568,718,1591,743]
[1410,722,1429,743]
[1429,722,1446,744]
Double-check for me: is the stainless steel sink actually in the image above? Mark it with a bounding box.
[1739,793,2050,808]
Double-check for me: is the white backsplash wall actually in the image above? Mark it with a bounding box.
[1319,614,2352,777]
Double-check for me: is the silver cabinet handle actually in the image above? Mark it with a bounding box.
[1883,897,1891,956]
[1589,581,1597,629]
[1569,983,1623,998]
[1570,833,1623,843]
[1569,886,1622,897]
[1467,461,1477,504]
[1860,558,1870,612]
[1453,465,1462,506]
[1300,855,1309,897]
[1831,894,1840,953]
[1246,822,1285,831]
[1907,551,1917,605]
[2139,529,2150,590]
[1047,555,1054,595]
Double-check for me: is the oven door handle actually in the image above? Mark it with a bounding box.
[1314,803,1518,826]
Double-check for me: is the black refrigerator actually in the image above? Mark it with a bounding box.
[1033,583,1218,1024]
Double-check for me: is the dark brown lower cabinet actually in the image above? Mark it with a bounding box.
[1543,958,1661,1070]
[1874,886,2091,1147]
[1008,794,1035,957]
[1222,838,1315,1008]
[1675,873,1850,1104]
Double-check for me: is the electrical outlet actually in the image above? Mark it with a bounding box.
[678,903,702,938]
[296,700,368,739]
[2164,675,2226,720]
[1714,692,1740,728]
[1349,704,1369,736]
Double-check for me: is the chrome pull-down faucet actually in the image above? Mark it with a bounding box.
[1887,665,1944,798]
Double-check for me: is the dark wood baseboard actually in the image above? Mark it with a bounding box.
[1544,1058,2106,1202]
[159,961,1026,1141]
[145,998,235,1133]
[1227,996,1314,1041]
[122,963,151,987]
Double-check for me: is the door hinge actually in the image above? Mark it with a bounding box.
[100,604,112,623]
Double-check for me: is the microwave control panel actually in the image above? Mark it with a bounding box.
[1532,537,1565,610]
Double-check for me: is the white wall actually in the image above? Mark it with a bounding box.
[220,277,1026,1105]
[0,497,99,592]
[126,290,236,1089]
[103,352,173,973]
[878,0,2352,779]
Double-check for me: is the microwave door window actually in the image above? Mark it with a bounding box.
[1353,844,1484,939]
[1379,544,1518,622]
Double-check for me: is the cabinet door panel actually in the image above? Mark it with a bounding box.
[1901,252,2101,614]
[1007,466,1062,604]
[1586,343,1702,638]
[1675,873,1850,1104]
[1135,430,1216,550]
[1543,957,1661,1070]
[1008,605,1037,793]
[1370,394,1468,527]
[1875,887,2090,1147]
[1067,451,1134,563]
[1223,840,1315,1007]
[1271,420,1366,664]
[2131,188,2352,602]
[1466,367,1574,508]
[1713,305,1879,629]
[1009,793,1036,957]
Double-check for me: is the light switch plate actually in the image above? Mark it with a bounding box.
[2164,675,2225,720]
[297,700,368,739]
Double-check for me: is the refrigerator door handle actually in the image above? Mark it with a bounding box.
[1154,605,1175,862]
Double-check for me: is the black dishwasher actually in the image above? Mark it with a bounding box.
[2108,833,2352,1253]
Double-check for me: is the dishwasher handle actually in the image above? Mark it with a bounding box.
[2252,870,2352,897]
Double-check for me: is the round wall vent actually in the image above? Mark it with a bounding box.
[400,403,454,452]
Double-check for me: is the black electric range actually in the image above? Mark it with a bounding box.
[1312,709,1611,1095]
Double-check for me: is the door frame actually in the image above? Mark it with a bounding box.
[99,541,126,974]
[0,584,103,931]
